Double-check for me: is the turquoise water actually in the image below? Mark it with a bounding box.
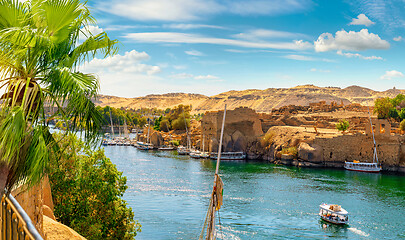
[104,146,405,240]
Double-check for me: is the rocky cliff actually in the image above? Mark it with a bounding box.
[94,85,405,113]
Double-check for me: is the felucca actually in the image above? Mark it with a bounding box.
[344,106,381,173]
[199,105,226,240]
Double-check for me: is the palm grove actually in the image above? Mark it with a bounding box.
[0,0,140,239]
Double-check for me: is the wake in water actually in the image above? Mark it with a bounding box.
[348,227,369,237]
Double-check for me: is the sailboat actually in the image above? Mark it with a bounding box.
[344,107,381,173]
[138,112,153,150]
[199,105,227,240]
[177,110,191,155]
[200,135,209,158]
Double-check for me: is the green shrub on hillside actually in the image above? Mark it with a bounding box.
[280,146,298,156]
[374,97,393,119]
[49,134,141,240]
[400,120,405,132]
[260,131,276,149]
[336,119,349,132]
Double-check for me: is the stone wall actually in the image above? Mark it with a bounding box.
[201,107,263,152]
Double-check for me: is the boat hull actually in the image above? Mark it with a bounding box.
[344,168,381,173]
[320,215,348,225]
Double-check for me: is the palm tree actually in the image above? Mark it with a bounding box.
[0,0,118,193]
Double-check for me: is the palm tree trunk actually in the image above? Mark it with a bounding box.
[0,164,9,194]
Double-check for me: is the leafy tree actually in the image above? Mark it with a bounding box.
[389,108,400,120]
[171,116,190,130]
[336,119,349,132]
[390,94,405,107]
[399,108,405,121]
[49,134,141,240]
[153,116,162,131]
[400,120,405,132]
[374,97,393,119]
[0,0,117,192]
[160,119,170,132]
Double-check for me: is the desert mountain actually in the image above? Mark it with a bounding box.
[94,85,405,113]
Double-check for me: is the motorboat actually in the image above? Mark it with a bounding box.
[344,161,381,173]
[210,151,246,160]
[319,203,349,225]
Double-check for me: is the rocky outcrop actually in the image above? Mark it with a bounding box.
[43,216,86,240]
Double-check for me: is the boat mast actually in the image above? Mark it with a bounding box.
[183,110,190,149]
[202,134,205,153]
[368,106,379,164]
[119,116,122,137]
[109,108,115,136]
[200,105,227,240]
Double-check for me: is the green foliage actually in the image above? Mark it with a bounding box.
[260,131,276,149]
[160,119,170,132]
[374,97,393,119]
[169,140,180,146]
[335,119,350,132]
[399,108,405,121]
[390,94,405,107]
[49,134,141,240]
[171,116,190,130]
[281,147,298,156]
[0,0,117,191]
[153,116,162,131]
[400,120,405,131]
[389,108,400,120]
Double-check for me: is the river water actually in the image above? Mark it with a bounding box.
[104,146,405,240]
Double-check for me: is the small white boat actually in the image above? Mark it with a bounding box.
[177,146,190,155]
[319,204,349,225]
[189,150,201,158]
[210,152,246,160]
[158,145,175,151]
[138,143,153,150]
[200,152,210,158]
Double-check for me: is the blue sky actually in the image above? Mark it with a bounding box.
[79,0,405,98]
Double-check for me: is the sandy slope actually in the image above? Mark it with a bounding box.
[94,85,405,113]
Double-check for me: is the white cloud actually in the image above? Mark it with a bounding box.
[163,24,226,30]
[79,25,104,41]
[314,29,390,52]
[393,36,403,41]
[336,50,383,60]
[283,55,315,61]
[234,29,307,40]
[80,50,161,75]
[99,0,222,21]
[173,65,187,70]
[124,32,312,50]
[310,68,330,73]
[380,70,404,80]
[169,73,194,79]
[185,50,204,56]
[98,0,311,22]
[194,75,219,80]
[349,14,375,26]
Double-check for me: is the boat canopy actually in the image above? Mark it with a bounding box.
[319,204,348,215]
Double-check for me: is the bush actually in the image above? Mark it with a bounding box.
[171,117,190,130]
[336,119,349,132]
[400,120,405,131]
[169,140,180,146]
[260,131,276,149]
[374,97,393,119]
[160,119,170,132]
[280,146,298,156]
[49,134,141,240]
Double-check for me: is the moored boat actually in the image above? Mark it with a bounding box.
[158,145,175,151]
[177,146,190,155]
[210,151,246,160]
[319,203,348,225]
[189,150,201,158]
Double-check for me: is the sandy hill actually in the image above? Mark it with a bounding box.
[94,85,405,113]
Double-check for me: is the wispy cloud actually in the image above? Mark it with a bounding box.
[283,54,316,61]
[310,68,330,73]
[233,29,308,41]
[163,23,227,30]
[349,14,375,26]
[124,32,312,50]
[393,36,403,41]
[98,0,312,22]
[380,70,404,80]
[337,50,383,60]
[185,50,204,56]
[169,73,222,81]
[314,29,389,52]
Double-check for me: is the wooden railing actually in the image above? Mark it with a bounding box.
[1,193,43,240]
